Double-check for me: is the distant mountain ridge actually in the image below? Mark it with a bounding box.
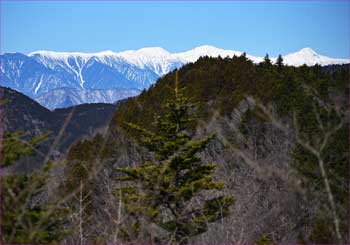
[34,87,140,110]
[2,86,118,172]
[1,45,348,109]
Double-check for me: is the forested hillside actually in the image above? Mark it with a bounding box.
[3,55,349,244]
[106,55,349,243]
[114,55,348,128]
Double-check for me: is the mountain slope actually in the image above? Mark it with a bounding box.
[64,56,349,244]
[34,87,140,110]
[2,86,118,168]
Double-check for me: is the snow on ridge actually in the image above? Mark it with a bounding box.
[283,47,349,66]
[28,48,181,76]
[28,50,93,59]
[135,47,171,57]
[27,46,349,70]
[116,47,183,76]
[173,45,242,62]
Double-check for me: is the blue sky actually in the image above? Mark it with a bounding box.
[1,1,349,57]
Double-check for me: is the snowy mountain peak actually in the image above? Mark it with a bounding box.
[283,47,348,66]
[174,45,243,63]
[192,45,223,52]
[298,47,318,56]
[288,47,321,60]
[136,47,171,57]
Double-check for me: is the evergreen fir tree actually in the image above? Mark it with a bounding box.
[239,52,248,62]
[2,132,68,244]
[276,54,284,68]
[262,53,272,67]
[115,71,234,243]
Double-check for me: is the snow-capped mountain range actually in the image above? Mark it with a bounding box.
[1,45,348,109]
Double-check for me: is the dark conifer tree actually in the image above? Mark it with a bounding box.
[262,53,272,67]
[276,54,284,68]
[238,52,248,62]
[115,71,234,243]
[2,132,67,244]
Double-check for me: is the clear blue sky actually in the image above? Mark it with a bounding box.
[1,1,349,58]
